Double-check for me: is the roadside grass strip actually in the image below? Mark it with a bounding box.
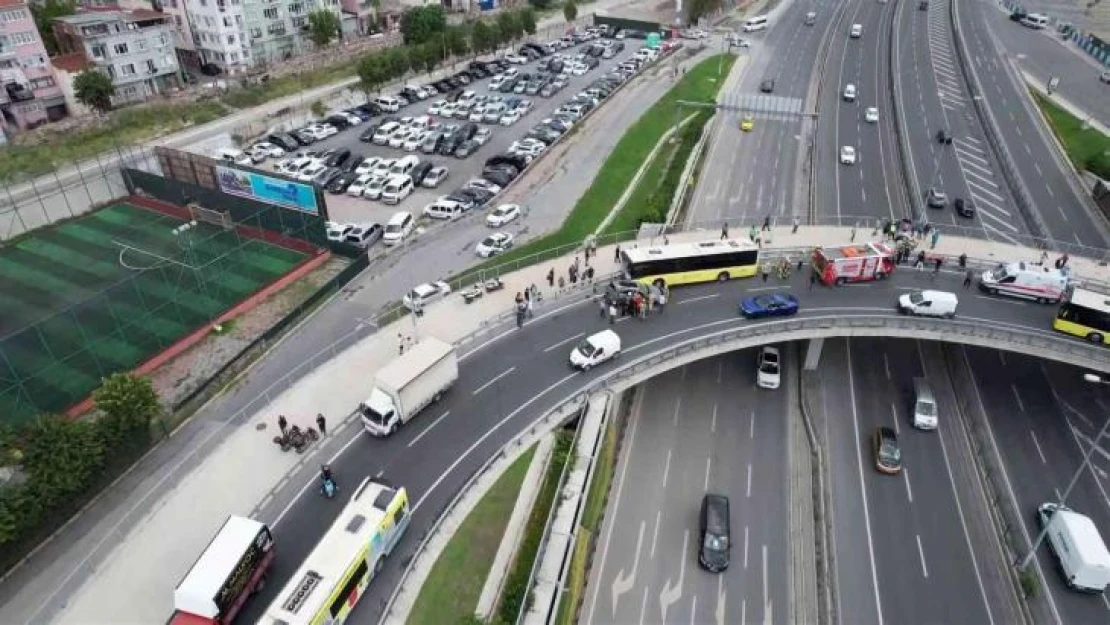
[1030,91,1110,179]
[406,445,536,625]
[452,53,737,283]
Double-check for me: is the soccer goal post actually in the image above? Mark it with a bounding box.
[187,202,233,230]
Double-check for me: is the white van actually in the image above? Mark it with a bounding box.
[743,16,768,32]
[850,23,863,38]
[979,261,1069,303]
[569,329,621,370]
[374,95,404,113]
[381,175,414,205]
[912,378,938,430]
[372,122,400,145]
[390,155,420,177]
[382,211,415,245]
[423,198,467,220]
[843,83,857,101]
[897,290,958,318]
[1020,13,1049,29]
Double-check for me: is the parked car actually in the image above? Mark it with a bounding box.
[422,165,450,187]
[486,203,522,227]
[475,231,515,257]
[343,223,383,248]
[403,281,453,310]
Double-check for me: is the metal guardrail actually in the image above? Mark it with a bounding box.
[889,0,919,221]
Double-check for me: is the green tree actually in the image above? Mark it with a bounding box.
[421,42,440,73]
[685,0,722,24]
[358,54,388,94]
[489,21,507,50]
[386,46,410,78]
[21,416,106,507]
[73,69,115,114]
[530,0,552,9]
[31,0,75,56]
[497,11,521,43]
[310,100,327,118]
[445,25,470,56]
[307,8,342,47]
[520,7,538,35]
[92,373,159,448]
[471,20,495,54]
[399,5,447,46]
[563,0,578,23]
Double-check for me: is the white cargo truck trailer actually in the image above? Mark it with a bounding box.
[359,337,458,436]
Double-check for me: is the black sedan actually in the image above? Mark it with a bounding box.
[326,172,358,194]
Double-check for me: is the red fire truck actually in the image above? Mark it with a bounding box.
[812,242,896,285]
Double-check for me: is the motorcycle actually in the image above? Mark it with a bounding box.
[272,424,319,453]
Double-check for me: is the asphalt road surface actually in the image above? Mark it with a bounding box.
[954,0,1109,248]
[686,0,837,227]
[583,352,790,625]
[811,337,996,625]
[961,345,1110,623]
[816,0,908,224]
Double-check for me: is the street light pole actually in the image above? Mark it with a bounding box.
[1019,374,1110,570]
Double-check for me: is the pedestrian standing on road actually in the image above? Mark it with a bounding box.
[608,302,617,324]
[762,262,770,282]
[558,276,566,290]
[762,215,771,232]
[316,413,327,436]
[958,253,967,269]
[398,332,405,355]
[933,256,943,276]
[599,296,608,318]
[809,270,817,290]
[915,250,926,270]
[963,269,974,289]
[1039,250,1049,266]
[614,245,621,263]
[797,258,805,273]
[850,225,857,242]
[657,291,667,314]
[930,229,940,249]
[405,336,414,352]
[278,414,288,436]
[574,255,581,274]
[547,267,555,287]
[749,224,758,242]
[721,222,729,240]
[526,291,534,318]
[792,216,800,234]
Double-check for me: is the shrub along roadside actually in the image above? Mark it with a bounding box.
[0,373,160,574]
[495,428,575,623]
[405,445,537,625]
[450,53,737,285]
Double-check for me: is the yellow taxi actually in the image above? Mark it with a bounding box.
[740,115,755,132]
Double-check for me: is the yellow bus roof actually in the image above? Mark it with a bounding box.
[262,479,407,625]
[621,239,758,264]
[1069,288,1110,312]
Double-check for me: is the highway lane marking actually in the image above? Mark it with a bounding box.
[965,178,1004,200]
[716,574,726,625]
[679,293,720,305]
[690,595,697,625]
[890,403,900,435]
[658,530,688,623]
[651,511,661,559]
[705,457,712,491]
[717,361,723,384]
[1030,431,1047,464]
[763,544,771,623]
[1012,384,1025,412]
[408,411,451,448]
[472,366,516,395]
[742,599,747,625]
[663,448,673,488]
[673,395,682,426]
[962,164,999,187]
[915,534,929,578]
[955,146,990,168]
[973,294,1026,306]
[746,463,753,497]
[638,586,649,625]
[979,211,1019,231]
[883,353,891,380]
[1055,204,1068,223]
[590,389,644,623]
[459,295,592,360]
[746,285,782,292]
[542,332,584,353]
[846,341,886,625]
[711,403,718,433]
[750,410,755,439]
[612,520,645,617]
[903,467,914,503]
[1033,162,1043,176]
[983,224,1021,245]
[414,369,579,513]
[744,525,749,569]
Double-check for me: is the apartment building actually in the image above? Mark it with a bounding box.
[185,0,249,74]
[53,9,183,106]
[242,0,343,68]
[0,0,68,130]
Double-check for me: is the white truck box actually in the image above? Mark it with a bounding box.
[360,337,458,436]
[1038,503,1110,593]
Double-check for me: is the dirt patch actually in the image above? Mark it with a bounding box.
[147,256,350,407]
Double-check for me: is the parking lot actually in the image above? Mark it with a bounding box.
[248,38,646,231]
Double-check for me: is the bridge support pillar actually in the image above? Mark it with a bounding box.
[803,338,824,371]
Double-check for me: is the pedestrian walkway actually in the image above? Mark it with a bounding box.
[1023,70,1110,135]
[4,225,1104,625]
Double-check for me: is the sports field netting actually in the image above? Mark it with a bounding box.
[0,202,309,426]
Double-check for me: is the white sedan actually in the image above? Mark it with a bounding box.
[347,173,375,196]
[487,203,522,227]
[756,346,781,389]
[500,110,523,125]
[403,281,453,310]
[865,106,879,123]
[428,100,447,115]
[839,145,857,165]
[250,142,285,158]
[475,232,515,257]
[466,178,502,195]
[325,221,354,242]
[505,53,529,65]
[402,131,427,151]
[388,129,413,149]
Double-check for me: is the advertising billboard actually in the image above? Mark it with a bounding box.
[216,166,318,215]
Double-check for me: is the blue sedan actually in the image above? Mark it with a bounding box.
[739,292,800,319]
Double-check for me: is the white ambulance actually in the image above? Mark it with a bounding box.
[978,261,1069,303]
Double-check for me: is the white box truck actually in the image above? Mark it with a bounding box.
[359,337,458,436]
[1038,502,1110,593]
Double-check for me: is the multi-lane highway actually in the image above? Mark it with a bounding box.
[687,0,840,226]
[584,353,790,625]
[953,0,1109,248]
[961,346,1110,622]
[809,337,1000,625]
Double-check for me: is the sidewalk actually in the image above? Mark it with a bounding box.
[1022,70,1110,135]
[5,225,1104,624]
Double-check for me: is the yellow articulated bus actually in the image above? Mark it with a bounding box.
[620,239,760,288]
[1053,287,1110,344]
[261,478,410,625]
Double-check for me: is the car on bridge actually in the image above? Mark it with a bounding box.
[739,293,799,319]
